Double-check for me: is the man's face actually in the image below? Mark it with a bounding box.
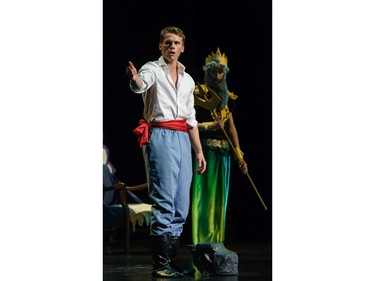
[159,33,184,63]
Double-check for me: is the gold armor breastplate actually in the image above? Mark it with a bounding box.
[194,83,237,122]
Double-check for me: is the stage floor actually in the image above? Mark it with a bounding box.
[103,236,272,281]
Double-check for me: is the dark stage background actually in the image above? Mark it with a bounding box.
[103,0,272,243]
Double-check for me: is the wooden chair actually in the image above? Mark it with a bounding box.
[119,183,151,254]
[103,181,152,254]
[103,145,151,254]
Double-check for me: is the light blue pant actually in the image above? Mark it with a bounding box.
[143,127,192,237]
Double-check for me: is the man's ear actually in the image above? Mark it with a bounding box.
[159,43,162,50]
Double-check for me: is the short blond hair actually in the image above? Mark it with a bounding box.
[159,26,186,45]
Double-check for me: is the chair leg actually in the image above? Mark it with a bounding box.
[124,210,130,254]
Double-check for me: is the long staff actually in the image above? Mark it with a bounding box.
[212,111,268,211]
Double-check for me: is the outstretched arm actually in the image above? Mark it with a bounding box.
[125,61,144,90]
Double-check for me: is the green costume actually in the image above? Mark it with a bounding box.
[192,135,232,244]
[191,48,238,244]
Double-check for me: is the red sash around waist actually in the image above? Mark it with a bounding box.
[133,119,187,148]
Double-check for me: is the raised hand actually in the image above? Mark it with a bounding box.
[125,61,137,80]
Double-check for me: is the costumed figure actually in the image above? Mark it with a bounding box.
[191,48,248,245]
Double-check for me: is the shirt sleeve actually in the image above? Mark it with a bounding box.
[186,76,198,128]
[129,61,158,93]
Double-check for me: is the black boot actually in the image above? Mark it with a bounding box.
[151,234,184,278]
[168,236,195,276]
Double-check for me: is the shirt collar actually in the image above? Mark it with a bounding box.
[158,56,185,74]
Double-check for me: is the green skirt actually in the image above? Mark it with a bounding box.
[191,140,231,244]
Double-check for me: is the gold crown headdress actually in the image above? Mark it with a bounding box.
[205,47,228,66]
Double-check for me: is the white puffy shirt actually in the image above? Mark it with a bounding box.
[130,56,198,128]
